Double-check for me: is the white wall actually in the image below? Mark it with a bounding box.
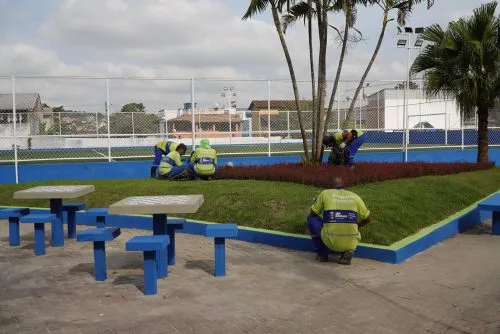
[383,90,461,130]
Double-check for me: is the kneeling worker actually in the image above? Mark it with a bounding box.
[307,177,371,265]
[151,140,178,178]
[323,129,366,167]
[158,143,188,180]
[189,139,217,180]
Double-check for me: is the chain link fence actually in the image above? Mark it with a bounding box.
[1,76,499,171]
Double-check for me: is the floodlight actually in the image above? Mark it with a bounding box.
[397,39,407,47]
[404,27,413,33]
[397,27,403,34]
[415,27,424,34]
[414,39,424,47]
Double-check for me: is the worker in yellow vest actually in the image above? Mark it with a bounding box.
[307,177,371,264]
[189,139,218,180]
[158,143,190,180]
[151,140,179,178]
[323,129,366,167]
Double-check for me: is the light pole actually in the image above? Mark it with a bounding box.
[221,87,237,136]
[397,26,425,162]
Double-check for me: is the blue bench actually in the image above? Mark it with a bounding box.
[77,227,121,281]
[19,214,57,256]
[205,224,238,277]
[62,202,86,239]
[86,208,109,228]
[478,193,500,235]
[0,208,30,246]
[126,235,170,295]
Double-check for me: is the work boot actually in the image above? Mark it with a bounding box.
[150,166,157,178]
[337,251,354,265]
[316,254,328,262]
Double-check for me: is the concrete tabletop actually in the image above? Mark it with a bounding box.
[13,185,96,199]
[108,195,204,215]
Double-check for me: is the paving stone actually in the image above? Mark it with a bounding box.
[1,222,500,333]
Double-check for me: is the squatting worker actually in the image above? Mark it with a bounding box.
[158,143,188,179]
[307,177,371,265]
[323,129,366,167]
[189,138,217,180]
[151,140,179,178]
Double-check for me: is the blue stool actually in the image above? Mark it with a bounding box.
[19,214,57,256]
[86,208,109,228]
[62,202,85,239]
[205,224,238,277]
[126,235,170,295]
[77,227,121,281]
[0,208,30,246]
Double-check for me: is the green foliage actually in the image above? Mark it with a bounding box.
[109,112,160,134]
[121,102,146,113]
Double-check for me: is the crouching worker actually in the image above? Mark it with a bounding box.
[158,143,190,180]
[189,139,217,180]
[307,177,371,265]
[324,129,366,167]
[151,140,178,178]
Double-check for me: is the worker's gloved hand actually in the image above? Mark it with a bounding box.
[339,142,346,149]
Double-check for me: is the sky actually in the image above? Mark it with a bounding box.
[0,0,490,112]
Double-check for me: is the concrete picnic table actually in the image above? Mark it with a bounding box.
[13,185,95,247]
[477,193,500,235]
[107,195,204,277]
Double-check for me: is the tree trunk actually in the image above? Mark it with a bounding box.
[308,0,317,160]
[314,0,329,162]
[343,9,389,128]
[271,3,310,159]
[321,11,350,161]
[476,105,489,163]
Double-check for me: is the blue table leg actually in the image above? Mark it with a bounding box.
[214,237,226,277]
[167,225,176,266]
[144,250,158,295]
[492,211,500,235]
[34,223,46,256]
[93,241,107,281]
[152,214,167,277]
[67,210,77,239]
[8,216,20,246]
[96,215,105,228]
[50,198,64,247]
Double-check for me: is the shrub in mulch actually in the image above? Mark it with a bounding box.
[216,161,495,188]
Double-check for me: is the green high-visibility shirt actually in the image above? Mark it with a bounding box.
[156,141,178,154]
[190,147,217,176]
[333,129,364,145]
[311,188,370,252]
[159,151,182,175]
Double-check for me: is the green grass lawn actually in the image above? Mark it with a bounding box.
[0,168,498,246]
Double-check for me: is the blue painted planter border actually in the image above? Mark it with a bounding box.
[2,191,496,264]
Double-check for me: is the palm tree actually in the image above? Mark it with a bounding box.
[411,1,500,163]
[343,0,434,127]
[280,0,366,160]
[243,0,310,159]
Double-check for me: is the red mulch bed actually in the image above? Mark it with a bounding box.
[215,162,495,188]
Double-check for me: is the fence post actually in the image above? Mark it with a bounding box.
[287,110,290,139]
[11,76,19,184]
[444,99,448,146]
[96,112,99,137]
[106,78,112,162]
[131,112,135,144]
[461,109,464,150]
[191,78,195,151]
[267,80,271,157]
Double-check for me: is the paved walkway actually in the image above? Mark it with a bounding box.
[1,222,500,334]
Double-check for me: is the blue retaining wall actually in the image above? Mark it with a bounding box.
[0,148,498,184]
